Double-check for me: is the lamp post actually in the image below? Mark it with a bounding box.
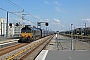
[71,24,73,50]
[83,22,86,36]
[85,23,86,36]
[6,12,9,37]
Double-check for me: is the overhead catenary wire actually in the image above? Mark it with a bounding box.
[0,7,37,25]
[5,0,41,21]
[0,8,20,17]
[3,0,41,25]
[23,18,36,25]
[5,0,23,10]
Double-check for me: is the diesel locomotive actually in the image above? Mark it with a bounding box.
[18,25,54,43]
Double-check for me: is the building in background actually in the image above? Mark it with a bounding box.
[0,18,24,37]
[13,24,24,37]
[8,24,14,37]
[0,18,6,36]
[8,23,24,37]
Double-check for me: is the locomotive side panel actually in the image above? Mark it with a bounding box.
[31,28,42,40]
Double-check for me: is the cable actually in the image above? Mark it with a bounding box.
[6,0,40,21]
[23,18,36,25]
[5,0,23,10]
[5,0,40,25]
[0,8,20,17]
[0,8,36,26]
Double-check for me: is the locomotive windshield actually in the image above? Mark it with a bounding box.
[21,27,31,33]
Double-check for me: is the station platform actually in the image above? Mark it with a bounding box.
[35,50,90,60]
[0,36,19,48]
[0,36,20,42]
[35,35,90,60]
[44,35,90,50]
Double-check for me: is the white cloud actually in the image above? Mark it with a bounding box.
[52,19,65,28]
[52,18,60,26]
[81,18,90,22]
[55,1,61,6]
[54,18,60,23]
[44,1,50,4]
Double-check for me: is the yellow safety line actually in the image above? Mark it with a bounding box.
[7,36,51,60]
[7,40,42,60]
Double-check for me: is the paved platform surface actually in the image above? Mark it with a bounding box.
[45,50,90,60]
[35,34,90,60]
[0,36,20,42]
[45,35,90,50]
[0,36,7,41]
[36,50,90,60]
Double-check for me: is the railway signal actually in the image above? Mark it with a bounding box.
[9,23,12,26]
[37,22,49,29]
[15,23,19,26]
[45,22,48,26]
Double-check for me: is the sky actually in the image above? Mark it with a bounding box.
[0,0,90,31]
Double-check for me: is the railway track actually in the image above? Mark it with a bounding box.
[0,35,54,60]
[56,39,71,50]
[60,42,71,50]
[12,35,54,60]
[0,43,28,56]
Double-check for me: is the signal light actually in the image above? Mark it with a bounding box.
[15,23,19,26]
[9,23,12,26]
[45,22,48,26]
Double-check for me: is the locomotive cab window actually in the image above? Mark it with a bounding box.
[26,28,31,33]
[21,29,26,33]
[21,28,31,33]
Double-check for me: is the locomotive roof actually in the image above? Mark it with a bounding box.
[22,26,31,29]
[22,26,42,31]
[31,27,41,31]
